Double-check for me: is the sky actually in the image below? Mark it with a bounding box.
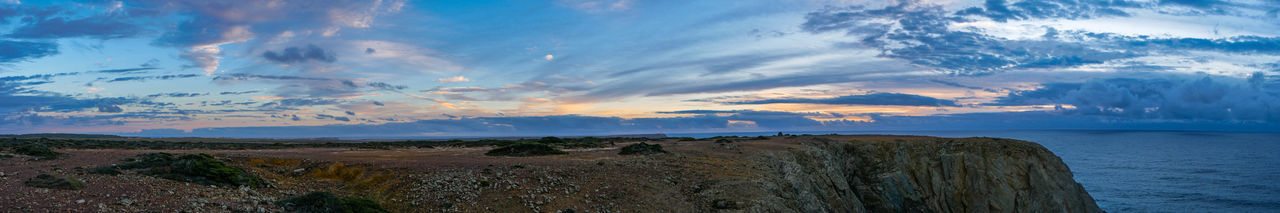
[0,0,1278,138]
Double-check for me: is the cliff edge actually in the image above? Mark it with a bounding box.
[744,136,1101,212]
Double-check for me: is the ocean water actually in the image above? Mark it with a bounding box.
[670,130,1280,212]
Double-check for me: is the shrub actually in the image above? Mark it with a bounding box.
[618,142,667,155]
[537,136,565,144]
[278,191,389,213]
[25,174,84,190]
[117,152,263,187]
[88,167,122,175]
[711,198,742,209]
[14,143,60,160]
[715,139,733,144]
[485,143,566,157]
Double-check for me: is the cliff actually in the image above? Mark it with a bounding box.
[747,136,1101,212]
[1,135,1101,212]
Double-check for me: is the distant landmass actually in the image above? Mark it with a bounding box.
[0,133,126,139]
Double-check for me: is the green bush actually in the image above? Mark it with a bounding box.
[618,142,667,155]
[25,174,84,190]
[484,143,566,157]
[278,191,389,213]
[14,143,60,159]
[117,152,263,187]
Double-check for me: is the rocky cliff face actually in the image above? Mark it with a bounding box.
[751,137,1101,213]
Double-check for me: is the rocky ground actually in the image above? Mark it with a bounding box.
[0,135,1101,212]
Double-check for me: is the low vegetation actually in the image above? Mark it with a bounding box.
[13,143,61,160]
[485,143,567,157]
[116,152,264,187]
[0,135,652,150]
[277,191,389,213]
[87,166,123,175]
[24,174,84,190]
[619,142,667,155]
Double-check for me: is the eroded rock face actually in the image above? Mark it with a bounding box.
[756,137,1102,213]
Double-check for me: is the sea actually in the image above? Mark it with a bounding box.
[670,130,1280,212]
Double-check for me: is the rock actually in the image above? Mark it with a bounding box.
[76,199,85,204]
[116,198,135,206]
[24,174,84,190]
[753,138,1102,213]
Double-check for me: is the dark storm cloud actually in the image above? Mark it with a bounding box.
[0,40,58,63]
[7,16,142,39]
[728,93,960,107]
[988,74,1280,122]
[262,44,337,64]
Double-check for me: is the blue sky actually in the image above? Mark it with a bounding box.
[0,0,1278,137]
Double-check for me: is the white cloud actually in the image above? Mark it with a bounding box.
[438,76,470,83]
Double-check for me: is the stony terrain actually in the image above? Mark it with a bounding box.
[0,135,1101,212]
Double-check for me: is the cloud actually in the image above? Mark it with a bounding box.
[1,78,140,116]
[132,0,405,71]
[988,73,1280,122]
[220,90,259,95]
[7,16,142,39]
[728,93,960,107]
[147,92,206,98]
[953,0,1135,22]
[799,1,1280,76]
[106,74,203,83]
[0,40,58,63]
[97,105,124,113]
[96,67,158,74]
[214,73,332,81]
[366,82,408,90]
[423,87,488,94]
[262,44,337,64]
[438,76,470,83]
[131,110,842,138]
[268,98,342,108]
[315,114,351,122]
[558,0,632,13]
[801,3,1133,75]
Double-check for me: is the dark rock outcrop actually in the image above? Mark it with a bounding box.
[25,174,84,190]
[755,137,1101,212]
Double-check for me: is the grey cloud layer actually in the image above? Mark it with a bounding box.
[991,73,1280,122]
[728,93,959,107]
[800,0,1280,75]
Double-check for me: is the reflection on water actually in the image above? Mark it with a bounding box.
[671,130,1280,212]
